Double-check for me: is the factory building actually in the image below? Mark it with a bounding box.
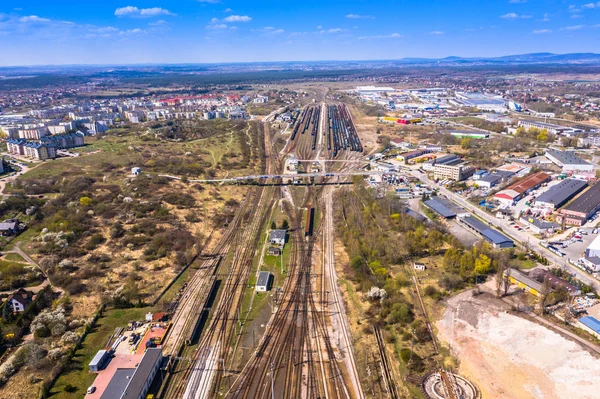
[577,316,600,339]
[533,179,588,209]
[457,215,514,248]
[545,149,593,172]
[518,120,583,136]
[558,184,600,226]
[493,171,551,206]
[422,154,460,172]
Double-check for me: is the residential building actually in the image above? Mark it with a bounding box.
[494,171,551,206]
[41,132,85,149]
[253,95,269,103]
[255,271,273,292]
[558,184,600,226]
[7,138,26,155]
[23,142,57,160]
[269,230,287,246]
[433,162,475,181]
[18,127,49,140]
[578,135,600,148]
[545,149,593,172]
[0,219,22,236]
[531,269,581,296]
[533,179,588,209]
[7,288,33,313]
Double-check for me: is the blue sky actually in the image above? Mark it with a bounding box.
[1,0,600,66]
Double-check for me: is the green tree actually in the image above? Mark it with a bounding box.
[79,196,93,206]
[460,137,473,149]
[474,254,492,275]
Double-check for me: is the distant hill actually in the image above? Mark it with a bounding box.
[394,53,600,65]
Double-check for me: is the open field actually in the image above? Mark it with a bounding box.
[437,287,600,399]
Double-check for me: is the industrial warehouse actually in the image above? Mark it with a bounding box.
[457,215,514,248]
[545,149,594,172]
[558,183,600,226]
[533,178,588,210]
[494,171,551,206]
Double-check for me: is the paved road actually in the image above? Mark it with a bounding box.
[408,170,598,287]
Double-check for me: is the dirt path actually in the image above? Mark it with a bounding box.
[437,287,600,399]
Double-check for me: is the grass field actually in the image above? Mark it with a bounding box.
[48,307,154,399]
[2,252,27,263]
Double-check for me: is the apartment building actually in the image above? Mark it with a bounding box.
[433,162,475,181]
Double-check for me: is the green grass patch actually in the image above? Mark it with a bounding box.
[3,252,27,263]
[49,307,154,399]
[511,258,537,270]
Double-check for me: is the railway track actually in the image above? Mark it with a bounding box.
[374,326,400,399]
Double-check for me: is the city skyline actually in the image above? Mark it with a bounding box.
[1,0,600,66]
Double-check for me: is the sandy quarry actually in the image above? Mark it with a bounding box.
[437,289,600,399]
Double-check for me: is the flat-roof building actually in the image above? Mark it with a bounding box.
[256,271,272,292]
[518,120,583,136]
[585,235,600,259]
[100,348,162,399]
[422,154,460,171]
[559,183,600,226]
[476,173,504,189]
[577,316,600,339]
[433,162,475,181]
[423,196,467,219]
[545,149,593,172]
[458,215,514,248]
[533,178,588,209]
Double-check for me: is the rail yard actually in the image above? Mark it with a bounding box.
[153,102,367,399]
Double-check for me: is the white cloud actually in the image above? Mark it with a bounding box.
[325,28,346,33]
[568,5,581,13]
[114,6,175,18]
[358,33,402,40]
[206,23,228,29]
[223,15,251,22]
[501,12,531,19]
[345,14,375,19]
[542,13,551,22]
[224,8,233,12]
[253,26,285,34]
[149,20,168,26]
[582,2,600,8]
[428,30,444,35]
[533,29,552,34]
[19,15,51,23]
[561,24,585,30]
[198,0,221,3]
[509,0,527,3]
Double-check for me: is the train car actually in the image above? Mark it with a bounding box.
[305,206,314,237]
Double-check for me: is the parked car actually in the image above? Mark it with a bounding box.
[87,386,96,394]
